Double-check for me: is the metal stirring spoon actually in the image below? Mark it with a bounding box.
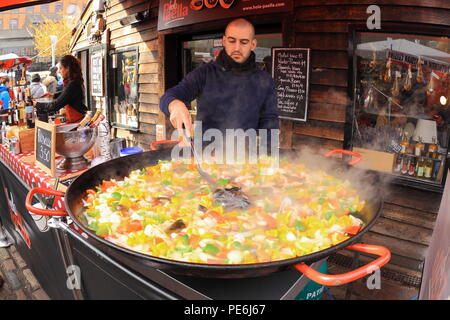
[188,137,251,210]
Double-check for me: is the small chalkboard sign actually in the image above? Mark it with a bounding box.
[35,120,56,177]
[272,47,310,122]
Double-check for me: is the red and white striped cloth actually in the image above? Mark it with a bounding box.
[0,145,83,211]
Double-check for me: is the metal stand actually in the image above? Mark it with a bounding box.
[344,248,361,300]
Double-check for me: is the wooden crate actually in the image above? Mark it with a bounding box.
[18,127,35,153]
[353,147,395,173]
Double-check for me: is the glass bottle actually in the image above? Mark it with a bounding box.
[416,157,425,178]
[428,136,438,158]
[401,157,409,175]
[424,153,434,179]
[408,157,416,176]
[400,133,409,154]
[394,154,402,173]
[414,137,424,157]
[432,155,442,181]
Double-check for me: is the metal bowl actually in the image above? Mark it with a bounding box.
[56,126,97,170]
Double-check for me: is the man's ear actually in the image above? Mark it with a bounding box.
[251,38,257,50]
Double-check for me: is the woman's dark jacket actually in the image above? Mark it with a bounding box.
[35,78,88,115]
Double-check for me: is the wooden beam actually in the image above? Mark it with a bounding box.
[307,102,347,123]
[295,0,450,10]
[139,102,160,114]
[138,83,159,94]
[309,85,348,105]
[293,120,345,141]
[311,68,348,87]
[295,5,450,26]
[291,134,343,152]
[295,33,348,51]
[311,51,348,70]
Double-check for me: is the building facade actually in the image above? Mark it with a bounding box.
[0,0,88,72]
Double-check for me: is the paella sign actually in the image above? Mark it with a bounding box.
[35,120,56,177]
[157,0,293,31]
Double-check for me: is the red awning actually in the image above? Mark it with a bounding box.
[0,0,59,12]
[0,54,32,70]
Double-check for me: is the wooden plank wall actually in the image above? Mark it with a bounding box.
[72,0,160,151]
[289,0,450,155]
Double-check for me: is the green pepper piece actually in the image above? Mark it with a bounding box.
[203,244,219,256]
[217,179,229,186]
[187,192,195,199]
[175,246,193,253]
[181,234,189,245]
[111,192,122,200]
[88,221,99,232]
[232,241,243,250]
[86,210,99,218]
[95,186,102,193]
[95,223,111,236]
[325,212,336,220]
[161,180,172,186]
[294,221,307,231]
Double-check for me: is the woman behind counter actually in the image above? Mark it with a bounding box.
[34,55,88,123]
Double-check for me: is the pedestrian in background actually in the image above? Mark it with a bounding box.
[30,74,46,99]
[0,77,12,109]
[42,66,58,94]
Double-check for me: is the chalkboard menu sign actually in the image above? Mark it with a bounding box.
[91,52,103,97]
[272,48,310,122]
[35,120,56,177]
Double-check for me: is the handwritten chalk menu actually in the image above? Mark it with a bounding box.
[35,120,56,177]
[272,48,310,122]
[91,52,103,97]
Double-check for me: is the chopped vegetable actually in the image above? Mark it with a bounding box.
[82,158,366,265]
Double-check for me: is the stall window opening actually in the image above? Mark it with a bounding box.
[350,31,450,187]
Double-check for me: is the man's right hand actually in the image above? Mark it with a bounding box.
[168,99,193,139]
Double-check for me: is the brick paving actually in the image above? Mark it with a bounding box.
[0,245,50,300]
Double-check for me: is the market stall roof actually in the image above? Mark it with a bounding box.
[0,53,32,70]
[0,0,59,12]
[357,38,450,63]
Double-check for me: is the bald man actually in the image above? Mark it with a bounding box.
[160,18,279,146]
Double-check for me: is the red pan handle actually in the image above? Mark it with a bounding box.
[294,244,391,286]
[150,140,181,151]
[325,149,362,166]
[26,187,68,217]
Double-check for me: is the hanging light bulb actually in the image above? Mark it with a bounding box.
[440,78,449,106]
[404,65,413,91]
[427,71,438,96]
